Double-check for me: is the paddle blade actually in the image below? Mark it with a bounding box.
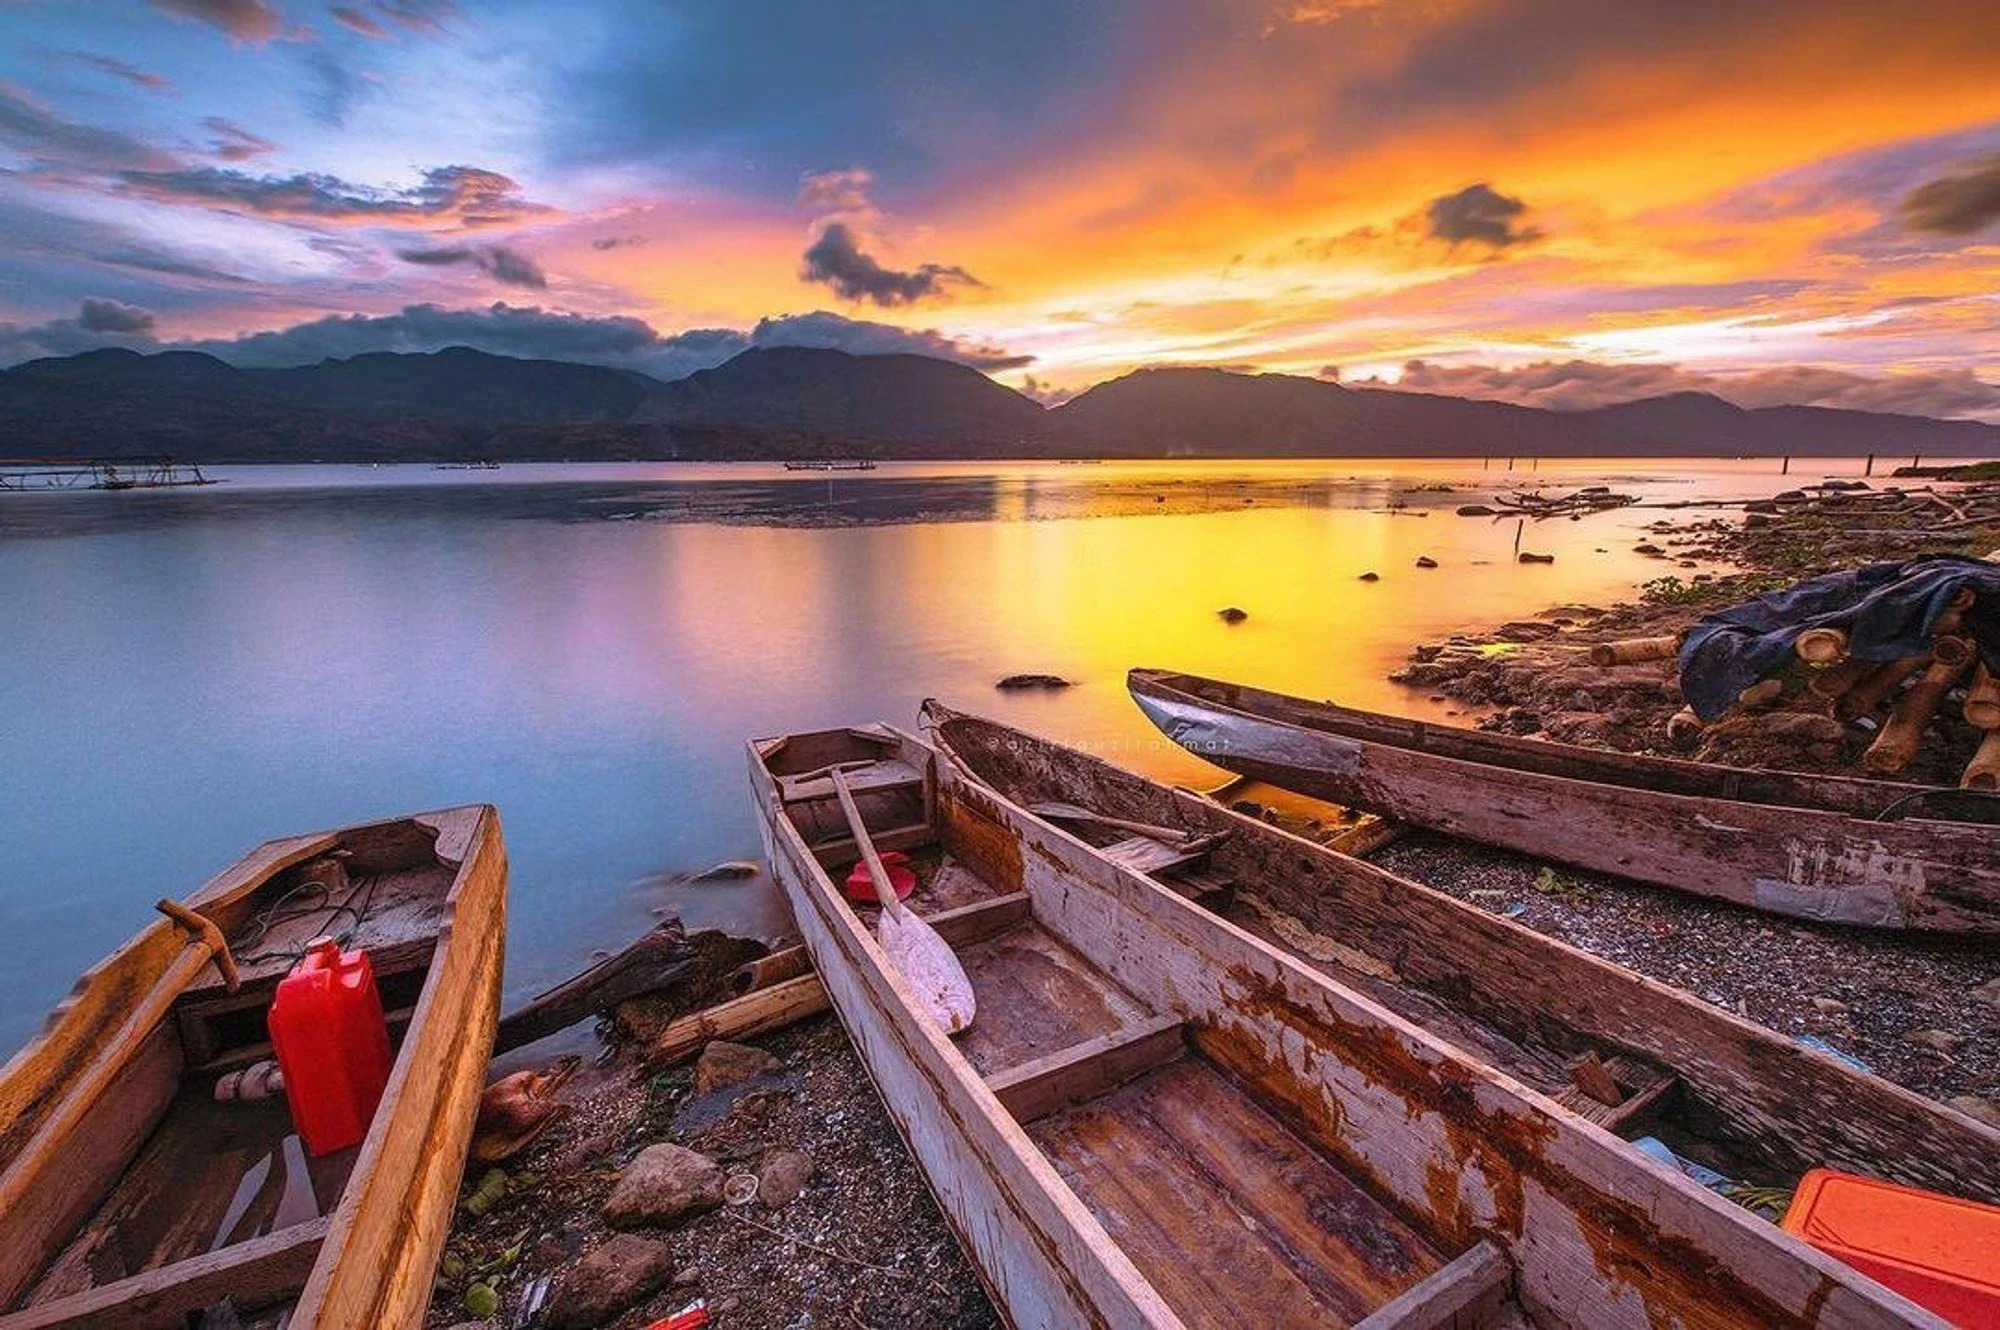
[878,909,976,1035]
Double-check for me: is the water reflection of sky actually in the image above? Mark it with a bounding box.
[0,458,1843,1054]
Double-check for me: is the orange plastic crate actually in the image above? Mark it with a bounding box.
[1782,1168,2000,1326]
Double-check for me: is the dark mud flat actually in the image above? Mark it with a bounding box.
[427,1017,998,1330]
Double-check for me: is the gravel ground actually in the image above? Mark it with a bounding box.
[428,1018,999,1330]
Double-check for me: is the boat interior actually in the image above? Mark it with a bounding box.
[762,726,1537,1328]
[0,814,465,1330]
[1136,668,2000,825]
[921,705,2000,1214]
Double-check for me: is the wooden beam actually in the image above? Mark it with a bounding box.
[808,822,932,869]
[0,1217,327,1330]
[1351,1240,1510,1330]
[924,892,1032,947]
[651,974,831,1065]
[985,1015,1186,1123]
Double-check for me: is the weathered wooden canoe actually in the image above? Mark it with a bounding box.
[0,806,507,1330]
[750,725,1946,1328]
[1129,667,2000,932]
[923,700,2000,1213]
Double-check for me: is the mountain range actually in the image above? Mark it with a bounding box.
[2,344,1994,464]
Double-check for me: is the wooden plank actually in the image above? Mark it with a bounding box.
[923,891,1033,946]
[1100,836,1208,876]
[652,975,831,1064]
[0,1218,327,1330]
[807,822,932,869]
[1350,1240,1510,1330]
[950,923,1158,1079]
[925,704,2000,1207]
[986,1015,1186,1122]
[780,759,924,803]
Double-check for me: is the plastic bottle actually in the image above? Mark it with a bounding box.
[267,938,392,1156]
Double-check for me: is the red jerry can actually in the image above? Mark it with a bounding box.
[267,938,393,1156]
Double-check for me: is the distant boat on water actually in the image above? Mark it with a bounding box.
[783,459,877,471]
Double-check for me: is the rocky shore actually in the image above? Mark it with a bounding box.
[432,477,1999,1328]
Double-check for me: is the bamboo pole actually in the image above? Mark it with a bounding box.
[1793,628,1850,664]
[727,946,812,998]
[648,973,829,1065]
[1735,678,1785,710]
[1838,657,1927,720]
[1804,657,1876,706]
[1963,730,2000,792]
[1966,665,2000,730]
[1665,707,1703,744]
[1863,644,1975,774]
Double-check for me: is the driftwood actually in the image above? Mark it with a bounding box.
[649,974,829,1065]
[1864,647,1975,774]
[1964,731,2000,792]
[728,946,812,998]
[1588,636,1678,667]
[1792,628,1849,664]
[1967,665,2000,730]
[494,921,697,1054]
[1838,656,1927,719]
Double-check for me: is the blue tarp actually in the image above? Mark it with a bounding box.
[1678,556,2000,720]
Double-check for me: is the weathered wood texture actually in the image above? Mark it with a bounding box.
[1350,1240,1511,1330]
[936,767,1944,1328]
[1127,669,2000,931]
[289,805,507,1330]
[985,1015,1185,1123]
[2,1219,327,1330]
[750,732,1185,1329]
[927,704,2000,1206]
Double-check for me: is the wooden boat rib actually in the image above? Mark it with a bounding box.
[0,806,507,1330]
[1129,667,2000,932]
[751,725,1943,1328]
[922,700,2000,1211]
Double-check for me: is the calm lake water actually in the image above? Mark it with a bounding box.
[0,457,1841,1055]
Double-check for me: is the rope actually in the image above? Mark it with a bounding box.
[234,870,382,966]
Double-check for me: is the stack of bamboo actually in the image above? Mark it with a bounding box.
[1598,579,1998,789]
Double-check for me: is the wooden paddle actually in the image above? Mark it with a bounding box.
[831,769,975,1034]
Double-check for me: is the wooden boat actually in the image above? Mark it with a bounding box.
[923,700,2000,1210]
[750,725,1946,1328]
[1129,667,2000,932]
[0,806,508,1330]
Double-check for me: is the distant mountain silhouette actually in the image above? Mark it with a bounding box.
[641,346,1046,447]
[0,345,1993,463]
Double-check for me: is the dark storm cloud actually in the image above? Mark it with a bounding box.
[76,297,158,333]
[148,0,286,44]
[1899,154,2000,235]
[115,163,552,227]
[1423,183,1539,248]
[798,167,874,213]
[330,6,391,38]
[397,243,548,288]
[202,117,278,162]
[0,82,177,171]
[549,2,1118,195]
[590,235,647,251]
[65,54,174,93]
[0,302,1035,381]
[800,223,981,307]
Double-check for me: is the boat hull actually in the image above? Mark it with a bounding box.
[1130,669,2000,932]
[0,806,506,1330]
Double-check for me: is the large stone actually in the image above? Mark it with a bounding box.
[1973,977,2000,1009]
[757,1149,817,1208]
[546,1234,676,1330]
[603,1144,727,1229]
[695,1040,784,1094]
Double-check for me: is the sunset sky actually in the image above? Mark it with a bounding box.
[2,0,1998,416]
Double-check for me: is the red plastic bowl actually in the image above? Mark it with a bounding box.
[844,850,916,904]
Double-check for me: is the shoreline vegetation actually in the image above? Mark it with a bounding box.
[424,474,1998,1328]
